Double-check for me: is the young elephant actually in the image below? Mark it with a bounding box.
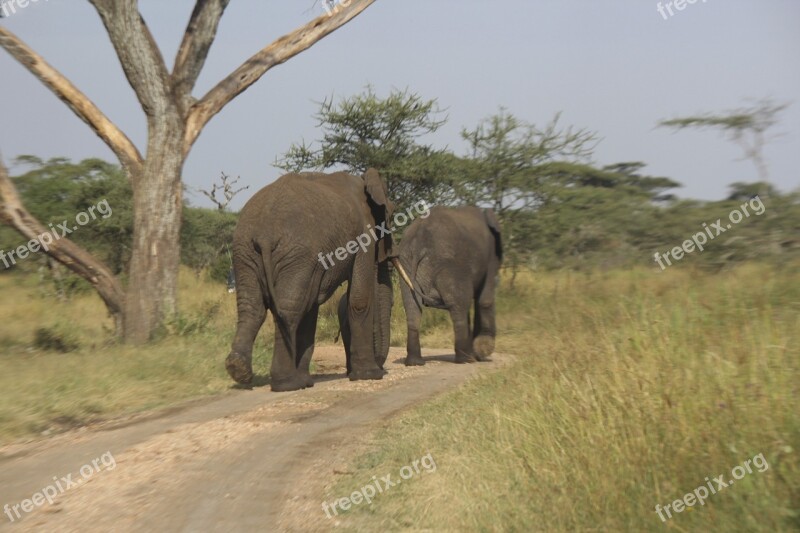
[394,206,502,365]
[225,169,394,392]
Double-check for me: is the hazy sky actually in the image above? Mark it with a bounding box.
[1,0,798,210]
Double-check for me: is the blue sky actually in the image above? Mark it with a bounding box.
[1,0,798,209]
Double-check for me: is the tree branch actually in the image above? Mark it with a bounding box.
[184,0,376,154]
[89,0,174,120]
[0,158,125,332]
[172,0,231,109]
[0,27,144,174]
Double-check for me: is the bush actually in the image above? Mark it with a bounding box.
[33,325,80,353]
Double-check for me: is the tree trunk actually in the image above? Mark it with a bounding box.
[123,119,185,343]
[2,1,378,342]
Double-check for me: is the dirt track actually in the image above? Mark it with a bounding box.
[0,346,505,532]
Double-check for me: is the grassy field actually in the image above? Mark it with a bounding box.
[330,263,800,531]
[0,265,435,445]
[2,263,798,530]
[0,269,262,444]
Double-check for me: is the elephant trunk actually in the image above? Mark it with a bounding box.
[373,261,393,369]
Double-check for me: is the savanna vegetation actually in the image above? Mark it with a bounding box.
[0,87,797,529]
[1,0,379,342]
[331,265,799,531]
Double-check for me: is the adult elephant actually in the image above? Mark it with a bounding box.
[393,206,502,365]
[225,169,394,392]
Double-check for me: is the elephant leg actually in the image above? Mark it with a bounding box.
[296,305,319,388]
[439,275,476,363]
[337,294,353,374]
[472,283,496,362]
[269,311,307,392]
[400,279,425,366]
[269,264,324,392]
[347,257,384,381]
[450,305,477,363]
[226,247,267,385]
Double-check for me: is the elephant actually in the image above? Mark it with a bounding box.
[393,206,502,365]
[336,293,354,375]
[225,169,394,392]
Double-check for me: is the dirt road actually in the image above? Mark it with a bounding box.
[0,347,504,532]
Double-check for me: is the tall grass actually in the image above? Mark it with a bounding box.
[0,265,447,445]
[0,268,274,444]
[331,263,800,531]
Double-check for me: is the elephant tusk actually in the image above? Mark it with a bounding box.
[392,257,430,311]
[391,257,415,291]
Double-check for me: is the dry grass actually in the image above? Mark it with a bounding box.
[0,267,439,445]
[2,263,797,530]
[331,263,800,531]
[0,268,273,444]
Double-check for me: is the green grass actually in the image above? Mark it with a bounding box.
[0,268,274,444]
[329,263,800,531]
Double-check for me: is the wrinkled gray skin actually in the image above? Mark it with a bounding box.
[335,267,393,375]
[398,206,502,365]
[225,169,394,392]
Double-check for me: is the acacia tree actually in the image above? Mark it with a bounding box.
[275,87,453,212]
[0,0,377,342]
[659,99,789,197]
[458,110,597,272]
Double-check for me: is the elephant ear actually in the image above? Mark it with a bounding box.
[483,209,503,261]
[363,168,394,261]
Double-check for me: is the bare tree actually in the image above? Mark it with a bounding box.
[198,172,249,211]
[0,0,377,342]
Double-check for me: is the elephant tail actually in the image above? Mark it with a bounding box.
[255,238,295,363]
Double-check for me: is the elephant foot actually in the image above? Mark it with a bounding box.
[349,367,385,381]
[473,336,495,360]
[405,356,426,366]
[225,352,253,384]
[454,352,477,364]
[270,375,308,392]
[299,373,315,388]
